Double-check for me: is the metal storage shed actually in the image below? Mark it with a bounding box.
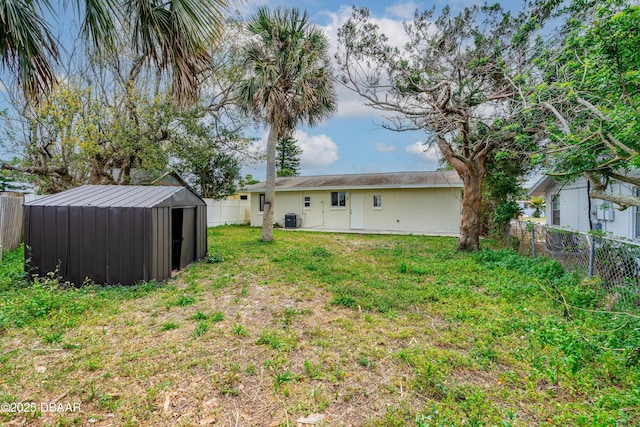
[24,185,207,285]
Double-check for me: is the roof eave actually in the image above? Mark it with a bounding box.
[246,183,463,192]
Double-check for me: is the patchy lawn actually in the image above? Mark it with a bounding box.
[1,225,639,426]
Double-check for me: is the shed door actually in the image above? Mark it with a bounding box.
[180,207,196,269]
[350,193,364,229]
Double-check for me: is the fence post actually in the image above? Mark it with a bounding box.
[588,234,595,278]
[531,225,536,259]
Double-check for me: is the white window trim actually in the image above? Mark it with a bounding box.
[373,195,383,210]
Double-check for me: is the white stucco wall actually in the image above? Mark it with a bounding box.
[250,187,462,235]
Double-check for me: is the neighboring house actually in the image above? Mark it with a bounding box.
[529,175,638,239]
[245,170,463,235]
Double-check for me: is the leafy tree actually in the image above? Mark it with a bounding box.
[482,149,531,234]
[1,18,258,195]
[533,1,640,208]
[170,113,255,199]
[0,0,229,104]
[236,7,336,242]
[240,174,260,186]
[0,55,179,193]
[276,133,302,177]
[337,5,539,251]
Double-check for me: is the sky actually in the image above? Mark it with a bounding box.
[0,0,517,180]
[238,0,464,178]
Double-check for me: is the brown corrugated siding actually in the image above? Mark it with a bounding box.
[25,185,207,285]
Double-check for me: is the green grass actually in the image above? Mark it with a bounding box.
[1,226,639,426]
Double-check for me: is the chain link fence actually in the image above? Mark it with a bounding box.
[507,220,640,307]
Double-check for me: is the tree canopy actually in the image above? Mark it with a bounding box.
[337,5,539,250]
[276,133,302,177]
[533,0,640,209]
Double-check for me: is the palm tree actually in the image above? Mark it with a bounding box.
[0,0,228,104]
[236,7,336,242]
[528,196,546,218]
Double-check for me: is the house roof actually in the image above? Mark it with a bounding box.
[25,185,204,208]
[528,175,556,197]
[244,170,463,192]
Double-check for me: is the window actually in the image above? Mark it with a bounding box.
[331,191,346,207]
[552,196,560,226]
[240,194,248,200]
[259,194,265,212]
[373,195,382,208]
[304,196,311,208]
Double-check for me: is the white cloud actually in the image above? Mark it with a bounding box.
[385,1,421,19]
[375,142,396,153]
[295,130,339,170]
[406,141,441,163]
[319,6,413,118]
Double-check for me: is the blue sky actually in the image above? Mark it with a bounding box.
[240,0,462,177]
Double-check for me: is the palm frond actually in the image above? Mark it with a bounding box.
[125,0,228,106]
[0,0,59,100]
[236,6,337,134]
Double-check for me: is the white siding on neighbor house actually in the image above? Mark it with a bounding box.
[250,188,462,235]
[543,177,638,240]
[204,198,250,227]
[545,180,591,232]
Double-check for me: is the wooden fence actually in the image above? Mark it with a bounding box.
[0,195,24,260]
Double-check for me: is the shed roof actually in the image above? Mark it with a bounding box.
[245,170,463,192]
[25,185,204,208]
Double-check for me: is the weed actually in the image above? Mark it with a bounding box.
[256,329,296,351]
[207,254,225,263]
[160,322,179,331]
[232,323,247,336]
[193,322,208,337]
[310,246,331,258]
[303,360,324,380]
[246,364,257,376]
[172,295,196,307]
[211,311,225,322]
[42,331,64,344]
[86,358,101,371]
[190,311,208,321]
[358,355,370,367]
[272,370,298,391]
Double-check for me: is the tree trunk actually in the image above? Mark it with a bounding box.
[457,166,484,251]
[435,135,486,251]
[262,126,277,242]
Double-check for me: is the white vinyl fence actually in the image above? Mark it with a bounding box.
[0,195,24,259]
[204,198,250,227]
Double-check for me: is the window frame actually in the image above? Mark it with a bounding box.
[259,194,265,213]
[551,195,560,226]
[304,196,311,209]
[373,195,383,209]
[330,191,346,208]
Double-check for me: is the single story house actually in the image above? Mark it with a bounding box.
[529,175,638,240]
[244,170,463,235]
